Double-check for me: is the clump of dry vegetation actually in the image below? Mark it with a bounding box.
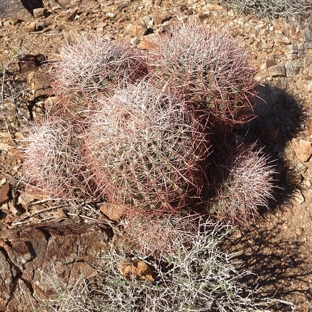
[218,0,311,19]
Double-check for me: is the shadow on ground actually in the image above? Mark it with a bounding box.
[249,82,307,207]
[220,83,311,310]
[201,82,306,221]
[222,218,312,311]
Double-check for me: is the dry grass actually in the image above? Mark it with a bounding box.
[38,218,295,311]
[218,0,312,19]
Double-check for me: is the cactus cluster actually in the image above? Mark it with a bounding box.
[22,20,276,222]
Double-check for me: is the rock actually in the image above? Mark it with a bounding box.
[260,57,275,70]
[117,258,154,282]
[33,7,45,17]
[302,27,312,42]
[44,0,69,11]
[21,184,49,203]
[133,22,149,39]
[274,30,291,45]
[0,142,12,151]
[17,192,36,207]
[100,203,127,221]
[285,59,304,76]
[130,37,141,45]
[138,33,159,51]
[268,64,286,77]
[25,20,37,31]
[292,138,312,162]
[138,34,159,52]
[261,38,274,50]
[66,7,78,21]
[201,3,223,13]
[142,15,153,28]
[306,80,312,92]
[28,70,52,98]
[0,222,111,312]
[18,54,46,74]
[0,0,41,20]
[286,44,299,60]
[7,148,23,158]
[292,188,305,205]
[150,11,172,25]
[304,42,312,49]
[0,182,10,206]
[124,22,135,35]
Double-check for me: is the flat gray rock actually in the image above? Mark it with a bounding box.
[0,0,43,19]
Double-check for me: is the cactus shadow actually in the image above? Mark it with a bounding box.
[221,218,312,311]
[204,82,307,214]
[247,82,307,208]
[217,83,309,310]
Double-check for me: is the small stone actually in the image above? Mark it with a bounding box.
[22,185,49,202]
[295,162,307,174]
[292,139,312,162]
[124,23,134,35]
[66,8,78,21]
[0,142,12,151]
[9,202,19,215]
[100,203,127,221]
[274,30,291,45]
[0,183,10,206]
[71,0,80,5]
[306,80,312,92]
[96,27,104,34]
[260,28,270,36]
[142,15,153,28]
[17,193,35,207]
[285,59,304,77]
[130,37,141,45]
[106,12,115,18]
[286,44,299,59]
[151,11,172,25]
[118,258,154,282]
[94,22,107,29]
[33,8,45,17]
[133,23,148,39]
[138,33,159,51]
[48,0,64,11]
[304,178,312,188]
[287,44,299,53]
[26,21,37,32]
[268,64,286,77]
[202,3,223,13]
[304,55,312,68]
[261,39,274,50]
[260,57,275,70]
[302,27,312,42]
[142,0,152,6]
[304,42,312,49]
[292,189,305,205]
